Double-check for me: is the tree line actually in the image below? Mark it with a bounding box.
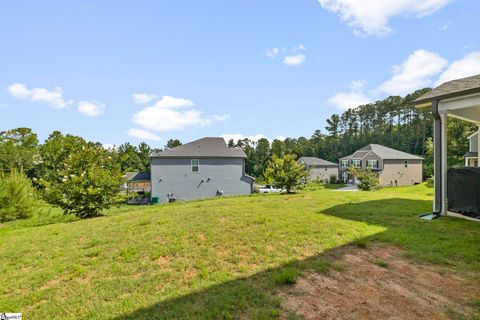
[0,87,477,219]
[229,88,476,178]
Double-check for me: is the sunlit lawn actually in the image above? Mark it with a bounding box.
[1,184,479,319]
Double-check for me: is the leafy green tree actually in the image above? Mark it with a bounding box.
[271,139,286,157]
[0,169,45,222]
[41,144,124,218]
[118,143,142,173]
[165,139,182,149]
[264,154,309,193]
[38,131,87,183]
[138,142,152,172]
[0,128,39,176]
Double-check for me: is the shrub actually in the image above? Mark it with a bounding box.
[40,144,124,218]
[0,169,45,222]
[348,166,381,191]
[264,154,309,193]
[426,176,434,188]
[312,177,324,185]
[329,174,338,184]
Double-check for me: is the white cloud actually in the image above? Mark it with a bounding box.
[318,0,452,37]
[328,80,371,110]
[132,93,157,104]
[328,91,371,110]
[127,128,162,141]
[435,52,480,85]
[153,95,194,109]
[376,49,448,96]
[221,134,269,143]
[7,83,73,109]
[283,54,306,66]
[77,100,106,116]
[265,48,280,59]
[328,50,480,110]
[266,45,307,66]
[132,96,228,132]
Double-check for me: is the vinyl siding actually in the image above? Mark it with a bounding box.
[380,159,423,186]
[151,158,253,202]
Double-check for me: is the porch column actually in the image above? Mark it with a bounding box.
[432,100,448,214]
[440,112,448,215]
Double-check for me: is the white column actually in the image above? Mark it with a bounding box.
[440,112,448,215]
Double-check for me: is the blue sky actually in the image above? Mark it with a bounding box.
[1,0,480,148]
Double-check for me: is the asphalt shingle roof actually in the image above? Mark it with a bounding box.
[125,171,151,182]
[340,144,423,160]
[151,137,247,158]
[298,157,338,167]
[414,74,480,105]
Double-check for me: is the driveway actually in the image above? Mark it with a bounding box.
[334,184,359,192]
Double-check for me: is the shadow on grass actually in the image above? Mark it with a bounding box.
[112,198,480,319]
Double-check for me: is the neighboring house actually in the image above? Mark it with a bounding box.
[298,157,338,182]
[339,144,423,186]
[124,171,151,194]
[150,137,254,202]
[464,132,478,167]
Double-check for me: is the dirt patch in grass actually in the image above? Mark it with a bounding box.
[281,244,480,320]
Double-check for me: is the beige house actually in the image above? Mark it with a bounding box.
[298,157,338,182]
[339,144,423,186]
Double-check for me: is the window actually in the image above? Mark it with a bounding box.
[367,160,378,169]
[404,160,408,168]
[340,160,349,168]
[191,159,199,172]
[325,166,328,171]
[351,159,361,168]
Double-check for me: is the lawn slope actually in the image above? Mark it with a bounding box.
[0,184,479,319]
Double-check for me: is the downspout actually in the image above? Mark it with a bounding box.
[432,99,443,214]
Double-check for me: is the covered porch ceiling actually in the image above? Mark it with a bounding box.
[438,93,480,123]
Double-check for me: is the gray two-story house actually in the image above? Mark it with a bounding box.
[150,137,254,202]
[339,144,423,186]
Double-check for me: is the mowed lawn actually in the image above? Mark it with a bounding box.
[1,184,479,319]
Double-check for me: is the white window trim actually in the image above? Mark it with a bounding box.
[366,160,378,169]
[351,159,361,168]
[340,160,349,168]
[191,159,199,172]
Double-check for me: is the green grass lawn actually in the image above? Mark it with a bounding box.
[1,184,479,319]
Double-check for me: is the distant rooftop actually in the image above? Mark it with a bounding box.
[414,74,480,105]
[298,156,338,166]
[340,144,423,160]
[125,171,151,182]
[151,137,247,158]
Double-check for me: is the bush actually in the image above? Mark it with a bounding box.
[264,154,309,193]
[426,176,434,188]
[40,144,124,218]
[0,169,45,222]
[329,174,338,184]
[348,166,381,191]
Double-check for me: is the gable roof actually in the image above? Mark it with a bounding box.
[340,144,423,161]
[414,74,480,105]
[298,157,338,167]
[125,171,151,182]
[151,137,247,158]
